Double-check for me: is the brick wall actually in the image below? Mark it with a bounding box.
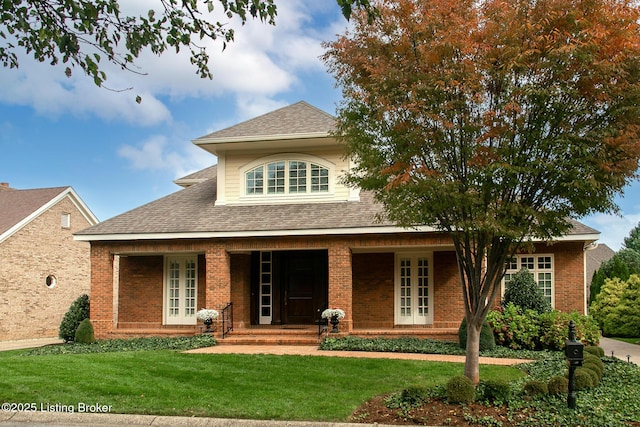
[433,251,466,328]
[0,196,92,340]
[352,253,394,328]
[88,233,587,337]
[117,256,163,326]
[230,253,251,328]
[532,241,586,314]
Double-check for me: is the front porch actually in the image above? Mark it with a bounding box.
[89,234,464,342]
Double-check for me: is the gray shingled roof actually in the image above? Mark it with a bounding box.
[75,176,388,236]
[174,164,217,188]
[75,168,599,238]
[0,186,70,236]
[75,100,599,240]
[194,101,335,142]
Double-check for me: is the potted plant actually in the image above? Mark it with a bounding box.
[321,308,346,333]
[196,308,219,333]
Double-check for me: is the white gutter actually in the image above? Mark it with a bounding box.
[74,226,600,243]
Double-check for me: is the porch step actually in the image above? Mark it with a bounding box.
[219,327,323,346]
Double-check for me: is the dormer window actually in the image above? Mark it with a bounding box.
[245,160,330,196]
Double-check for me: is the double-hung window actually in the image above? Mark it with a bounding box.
[503,254,554,307]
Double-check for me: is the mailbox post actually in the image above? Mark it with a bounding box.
[565,320,584,409]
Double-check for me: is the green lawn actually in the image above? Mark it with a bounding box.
[0,349,523,421]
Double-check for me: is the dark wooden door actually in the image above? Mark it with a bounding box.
[282,250,327,324]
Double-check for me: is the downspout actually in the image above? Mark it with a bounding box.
[583,242,599,315]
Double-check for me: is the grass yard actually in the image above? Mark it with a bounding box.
[0,349,523,422]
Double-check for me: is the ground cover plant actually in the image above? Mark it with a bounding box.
[351,352,640,426]
[0,342,520,422]
[319,335,545,360]
[24,335,217,355]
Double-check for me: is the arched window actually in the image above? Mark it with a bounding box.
[245,159,330,196]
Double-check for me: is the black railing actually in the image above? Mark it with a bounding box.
[317,308,328,338]
[221,302,233,339]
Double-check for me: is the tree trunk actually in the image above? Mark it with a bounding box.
[464,320,481,384]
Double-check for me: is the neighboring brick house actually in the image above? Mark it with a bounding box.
[75,102,600,341]
[0,184,99,341]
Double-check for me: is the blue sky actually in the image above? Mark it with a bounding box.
[1,0,638,251]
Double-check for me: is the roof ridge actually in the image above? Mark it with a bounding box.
[194,101,335,142]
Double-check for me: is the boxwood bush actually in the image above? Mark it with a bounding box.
[523,380,549,396]
[548,375,569,395]
[458,317,495,351]
[58,294,90,343]
[74,318,95,344]
[446,375,475,404]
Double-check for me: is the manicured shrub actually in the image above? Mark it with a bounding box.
[480,379,512,403]
[573,368,594,390]
[583,353,604,372]
[59,294,90,342]
[399,386,430,406]
[523,380,548,396]
[584,345,605,358]
[503,268,552,313]
[486,303,540,350]
[583,366,600,386]
[74,319,95,344]
[548,376,568,395]
[446,375,475,404]
[582,362,602,382]
[458,317,495,351]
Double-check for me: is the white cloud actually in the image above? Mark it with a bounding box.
[118,135,214,179]
[0,0,346,125]
[582,211,640,251]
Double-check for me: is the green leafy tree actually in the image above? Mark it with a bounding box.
[323,0,640,383]
[590,248,640,302]
[590,277,627,333]
[623,222,640,252]
[602,274,640,337]
[590,268,607,304]
[1,0,375,92]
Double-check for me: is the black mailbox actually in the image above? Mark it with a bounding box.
[565,340,584,365]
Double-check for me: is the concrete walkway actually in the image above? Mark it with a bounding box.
[599,337,640,365]
[0,338,63,352]
[186,344,529,365]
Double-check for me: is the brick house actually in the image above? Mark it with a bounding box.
[0,184,99,341]
[75,102,600,341]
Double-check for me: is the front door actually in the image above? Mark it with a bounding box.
[252,250,328,325]
[283,251,326,324]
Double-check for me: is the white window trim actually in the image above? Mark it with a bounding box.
[239,153,335,204]
[394,252,433,325]
[502,254,555,308]
[61,212,71,228]
[163,255,198,325]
